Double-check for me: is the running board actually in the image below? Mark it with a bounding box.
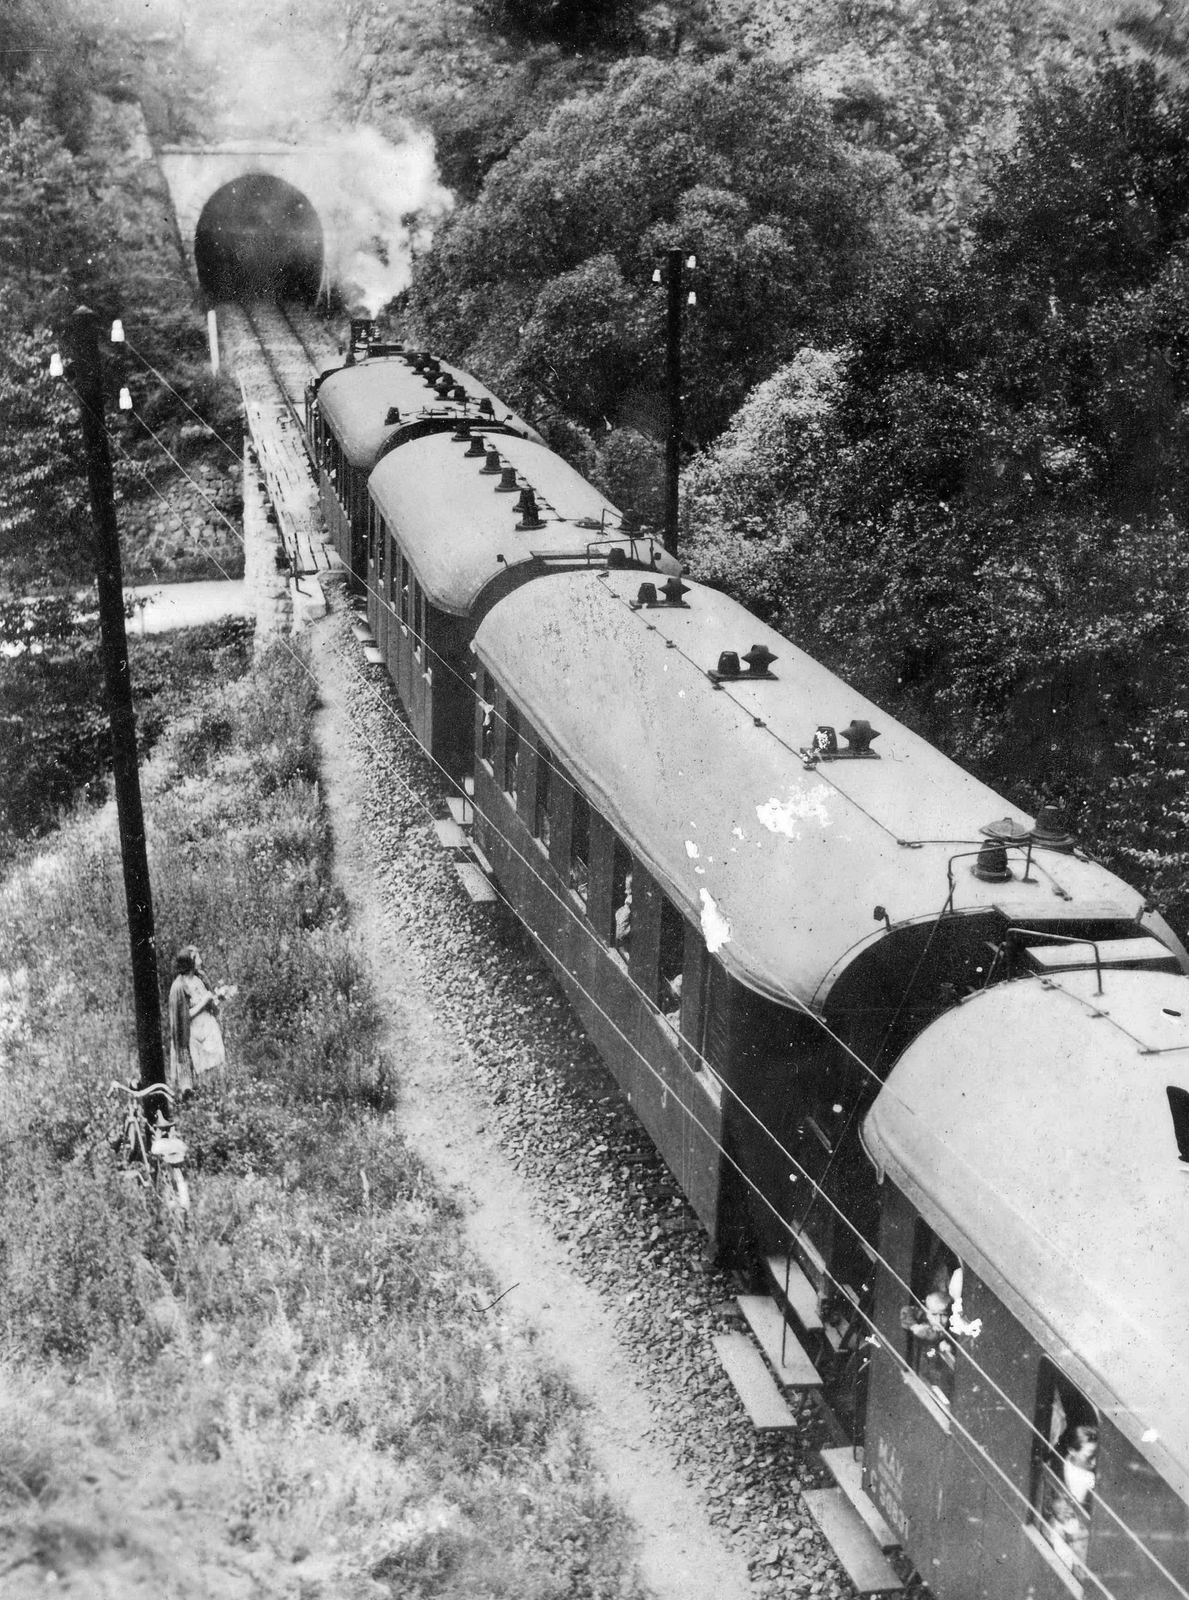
[453,860,497,904]
[820,1448,900,1550]
[767,1254,823,1332]
[736,1296,820,1388]
[712,1332,799,1432]
[801,1489,904,1594]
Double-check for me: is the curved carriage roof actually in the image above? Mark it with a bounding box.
[317,356,541,469]
[368,433,675,616]
[472,570,1164,1008]
[864,969,1189,1502]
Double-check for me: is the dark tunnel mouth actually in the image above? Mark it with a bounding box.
[194,173,324,304]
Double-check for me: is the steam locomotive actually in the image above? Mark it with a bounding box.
[305,323,1189,1600]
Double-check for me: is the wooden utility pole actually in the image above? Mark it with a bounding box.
[664,246,683,557]
[68,305,166,1090]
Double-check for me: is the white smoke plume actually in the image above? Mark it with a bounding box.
[293,127,454,316]
[137,0,455,314]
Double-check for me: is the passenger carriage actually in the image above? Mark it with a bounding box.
[469,567,1187,1426]
[307,333,541,583]
[863,973,1189,1598]
[364,429,676,786]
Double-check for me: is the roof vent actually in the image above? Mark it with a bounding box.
[607,547,627,567]
[481,449,502,476]
[452,418,471,441]
[478,398,495,418]
[1167,1086,1189,1163]
[495,466,519,492]
[709,651,741,682]
[465,434,487,458]
[839,718,879,755]
[384,406,401,425]
[450,384,467,402]
[433,373,454,395]
[516,491,545,530]
[1032,805,1076,852]
[513,486,536,515]
[972,839,1013,882]
[743,643,777,676]
[423,357,440,376]
[631,576,690,610]
[406,350,425,369]
[980,817,1031,843]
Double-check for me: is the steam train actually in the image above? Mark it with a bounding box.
[304,322,1189,1599]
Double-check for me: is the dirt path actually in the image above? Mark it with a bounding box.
[307,614,754,1600]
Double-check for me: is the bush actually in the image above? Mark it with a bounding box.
[409,52,899,446]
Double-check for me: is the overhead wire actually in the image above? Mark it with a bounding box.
[85,327,1189,1595]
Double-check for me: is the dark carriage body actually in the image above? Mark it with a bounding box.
[863,974,1189,1598]
[309,350,541,582]
[470,569,1185,1284]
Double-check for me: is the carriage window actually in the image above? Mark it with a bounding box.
[534,743,552,848]
[1030,1361,1098,1589]
[658,896,685,1025]
[504,702,520,802]
[610,839,633,957]
[419,589,430,667]
[569,790,590,905]
[411,580,422,654]
[366,488,376,564]
[399,556,410,626]
[480,671,495,768]
[376,510,385,588]
[900,1221,962,1408]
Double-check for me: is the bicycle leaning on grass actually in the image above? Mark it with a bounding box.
[108,1080,191,1221]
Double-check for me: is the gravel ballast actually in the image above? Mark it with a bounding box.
[309,582,923,1600]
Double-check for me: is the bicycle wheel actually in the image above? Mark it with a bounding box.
[155,1163,191,1226]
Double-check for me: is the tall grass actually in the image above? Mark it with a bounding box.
[0,639,644,1598]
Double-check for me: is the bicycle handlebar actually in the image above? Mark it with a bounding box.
[107,1079,175,1104]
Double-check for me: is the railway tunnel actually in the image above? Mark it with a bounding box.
[193,174,323,302]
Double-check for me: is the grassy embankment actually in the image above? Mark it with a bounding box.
[0,639,644,1600]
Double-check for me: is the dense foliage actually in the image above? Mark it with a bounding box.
[685,53,1189,933]
[407,52,898,501]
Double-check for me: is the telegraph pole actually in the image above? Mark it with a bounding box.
[664,246,683,558]
[68,305,166,1091]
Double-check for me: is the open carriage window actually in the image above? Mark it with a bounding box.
[534,743,552,849]
[658,895,686,1027]
[479,671,495,768]
[1029,1361,1098,1591]
[503,701,520,803]
[610,839,633,959]
[900,1221,965,1409]
[569,789,590,906]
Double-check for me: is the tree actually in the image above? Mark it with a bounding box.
[681,51,1189,934]
[408,53,899,468]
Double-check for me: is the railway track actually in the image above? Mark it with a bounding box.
[218,299,343,577]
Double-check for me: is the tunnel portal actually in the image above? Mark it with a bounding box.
[194,174,323,302]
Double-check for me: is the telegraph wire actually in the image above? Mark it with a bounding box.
[87,335,1189,1592]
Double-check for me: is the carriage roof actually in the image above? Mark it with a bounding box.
[368,432,673,616]
[864,969,1189,1503]
[317,356,540,469]
[472,569,1161,1008]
